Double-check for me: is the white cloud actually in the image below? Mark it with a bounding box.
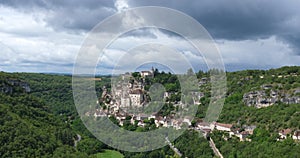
[115,0,129,12]
[0,6,84,72]
[217,36,299,70]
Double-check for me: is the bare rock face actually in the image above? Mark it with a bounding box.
[0,79,30,94]
[243,87,300,108]
[0,84,13,94]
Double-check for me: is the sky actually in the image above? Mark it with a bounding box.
[0,0,300,74]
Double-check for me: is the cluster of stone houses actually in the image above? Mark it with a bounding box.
[245,73,298,80]
[196,121,256,141]
[90,69,191,129]
[271,73,299,78]
[93,68,206,129]
[228,125,256,142]
[94,70,156,121]
[278,129,300,141]
[90,107,193,130]
[108,73,151,109]
[127,114,192,129]
[243,85,300,108]
[92,105,258,141]
[140,70,154,78]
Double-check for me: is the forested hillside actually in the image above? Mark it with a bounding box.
[210,66,300,157]
[0,73,87,157]
[0,66,299,158]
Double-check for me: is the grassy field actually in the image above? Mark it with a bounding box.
[94,150,124,158]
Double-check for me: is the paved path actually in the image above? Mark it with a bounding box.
[194,128,224,158]
[209,137,224,158]
[165,137,183,157]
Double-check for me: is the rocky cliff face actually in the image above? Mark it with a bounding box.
[243,86,300,108]
[0,79,30,94]
[7,79,31,93]
[0,84,13,94]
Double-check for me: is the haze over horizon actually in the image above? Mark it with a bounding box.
[0,0,300,74]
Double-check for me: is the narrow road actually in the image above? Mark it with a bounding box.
[209,137,224,158]
[194,128,224,158]
[165,137,183,157]
[74,134,82,147]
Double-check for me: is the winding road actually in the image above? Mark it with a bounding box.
[74,134,82,147]
[165,137,183,157]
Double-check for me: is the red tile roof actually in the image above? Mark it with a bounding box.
[279,129,292,135]
[240,131,249,135]
[216,122,233,128]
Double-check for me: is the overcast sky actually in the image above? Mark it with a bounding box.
[0,0,299,74]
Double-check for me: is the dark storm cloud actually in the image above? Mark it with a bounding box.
[46,7,114,31]
[279,34,300,54]
[0,0,48,9]
[128,0,300,54]
[0,0,116,31]
[0,0,115,11]
[126,0,295,38]
[1,0,300,54]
